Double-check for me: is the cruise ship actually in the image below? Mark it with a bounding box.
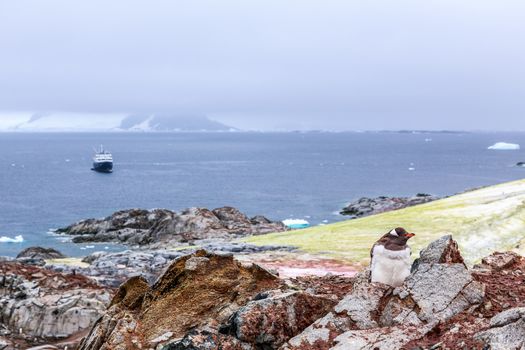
[91,145,113,173]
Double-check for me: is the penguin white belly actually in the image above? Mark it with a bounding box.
[371,245,411,287]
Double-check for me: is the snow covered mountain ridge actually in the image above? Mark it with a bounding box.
[0,113,236,132]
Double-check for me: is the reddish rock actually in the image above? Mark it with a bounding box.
[479,251,521,271]
[227,290,336,348]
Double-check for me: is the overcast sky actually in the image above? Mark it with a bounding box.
[0,0,524,131]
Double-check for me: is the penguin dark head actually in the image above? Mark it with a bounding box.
[387,227,415,244]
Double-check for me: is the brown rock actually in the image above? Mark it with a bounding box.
[479,251,521,271]
[109,276,149,310]
[77,250,280,350]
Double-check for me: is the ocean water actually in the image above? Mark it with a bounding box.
[1,131,524,257]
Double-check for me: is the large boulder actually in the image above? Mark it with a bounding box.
[380,263,484,326]
[77,250,281,350]
[57,206,286,245]
[224,290,337,349]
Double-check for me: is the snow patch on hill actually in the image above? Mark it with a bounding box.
[0,113,235,132]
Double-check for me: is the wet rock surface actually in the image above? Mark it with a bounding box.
[56,206,287,245]
[340,194,438,218]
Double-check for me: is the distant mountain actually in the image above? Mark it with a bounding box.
[120,114,236,132]
[0,113,237,132]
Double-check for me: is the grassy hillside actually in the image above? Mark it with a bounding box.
[244,179,525,265]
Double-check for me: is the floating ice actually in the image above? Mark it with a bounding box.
[488,142,520,150]
[408,167,416,171]
[282,219,310,229]
[0,235,24,243]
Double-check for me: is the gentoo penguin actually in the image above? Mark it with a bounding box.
[370,227,415,287]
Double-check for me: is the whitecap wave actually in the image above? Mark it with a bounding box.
[0,235,24,243]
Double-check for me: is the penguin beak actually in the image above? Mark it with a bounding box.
[405,232,416,238]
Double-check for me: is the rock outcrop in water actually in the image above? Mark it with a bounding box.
[57,206,287,245]
[340,194,438,218]
[74,237,525,350]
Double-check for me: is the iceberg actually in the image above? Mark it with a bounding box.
[0,235,24,243]
[282,219,310,229]
[487,142,520,150]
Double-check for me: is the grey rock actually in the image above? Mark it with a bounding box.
[382,263,484,326]
[0,263,111,345]
[14,257,46,266]
[0,337,12,350]
[476,307,525,350]
[57,206,287,246]
[16,247,66,260]
[340,194,438,218]
[334,279,391,329]
[415,234,465,265]
[330,323,435,350]
[489,307,525,328]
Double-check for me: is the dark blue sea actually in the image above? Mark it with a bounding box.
[1,131,525,257]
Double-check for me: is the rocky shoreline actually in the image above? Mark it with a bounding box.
[55,206,287,246]
[2,201,525,349]
[1,235,524,349]
[340,193,439,218]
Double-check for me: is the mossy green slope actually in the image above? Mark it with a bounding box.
[244,179,525,264]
